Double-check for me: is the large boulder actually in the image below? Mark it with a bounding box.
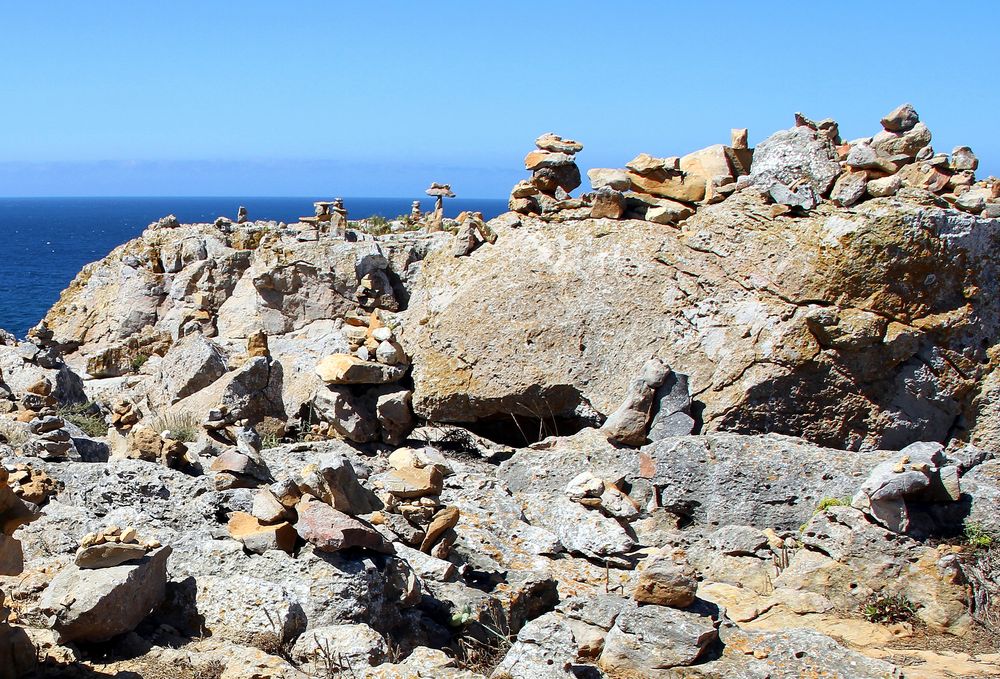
[154,334,226,404]
[38,546,171,643]
[403,192,1000,451]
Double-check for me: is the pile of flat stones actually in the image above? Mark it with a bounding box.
[75,525,161,569]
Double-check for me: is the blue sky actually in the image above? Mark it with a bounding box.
[0,1,996,197]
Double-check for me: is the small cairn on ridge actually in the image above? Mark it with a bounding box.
[424,183,456,232]
[509,133,584,218]
[506,103,998,228]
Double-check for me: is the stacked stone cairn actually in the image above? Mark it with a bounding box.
[372,447,460,558]
[509,133,584,218]
[311,310,414,445]
[425,183,455,232]
[23,414,77,461]
[507,103,997,231]
[4,464,56,505]
[745,103,998,215]
[850,441,964,538]
[228,452,394,556]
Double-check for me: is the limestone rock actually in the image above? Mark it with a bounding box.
[748,125,841,197]
[382,465,443,499]
[74,542,149,569]
[292,623,388,670]
[315,354,406,385]
[155,334,226,404]
[535,133,583,154]
[830,171,867,207]
[587,168,630,191]
[599,601,717,673]
[39,546,171,643]
[404,190,1000,451]
[633,552,697,608]
[296,452,381,515]
[590,188,626,219]
[227,511,296,554]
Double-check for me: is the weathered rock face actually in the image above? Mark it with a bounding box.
[403,190,1000,451]
[40,221,448,428]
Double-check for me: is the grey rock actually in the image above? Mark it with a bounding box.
[961,459,1000,536]
[648,370,694,440]
[376,388,414,445]
[749,126,842,197]
[492,611,580,678]
[296,452,381,516]
[39,546,171,643]
[291,623,387,670]
[599,600,718,673]
[704,625,903,678]
[155,334,226,404]
[521,494,634,559]
[313,385,379,443]
[880,103,919,132]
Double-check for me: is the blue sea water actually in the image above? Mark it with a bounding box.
[0,196,507,338]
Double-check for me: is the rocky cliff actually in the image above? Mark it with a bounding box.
[0,104,997,677]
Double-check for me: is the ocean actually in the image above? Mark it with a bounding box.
[0,196,507,339]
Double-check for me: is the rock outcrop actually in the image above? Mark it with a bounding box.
[0,103,997,678]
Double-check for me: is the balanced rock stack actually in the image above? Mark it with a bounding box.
[850,442,962,537]
[509,133,584,216]
[17,378,58,422]
[374,448,459,558]
[19,321,62,370]
[109,397,141,432]
[23,415,76,461]
[311,311,414,445]
[210,428,271,490]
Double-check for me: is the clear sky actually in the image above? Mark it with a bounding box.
[0,1,996,198]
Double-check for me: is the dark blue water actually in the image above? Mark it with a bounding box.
[0,196,507,338]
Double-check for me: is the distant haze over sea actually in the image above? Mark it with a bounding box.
[0,196,507,338]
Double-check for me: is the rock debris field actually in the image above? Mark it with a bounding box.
[0,104,999,678]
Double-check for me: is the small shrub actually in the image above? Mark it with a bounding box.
[862,591,917,625]
[816,496,851,513]
[964,522,995,550]
[58,402,108,437]
[451,603,514,675]
[257,417,286,450]
[131,353,150,372]
[151,412,199,443]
